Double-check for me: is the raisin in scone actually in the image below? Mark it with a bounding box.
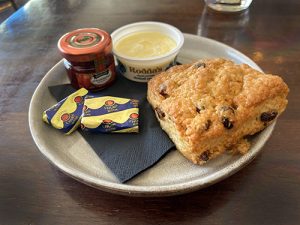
[147,58,289,164]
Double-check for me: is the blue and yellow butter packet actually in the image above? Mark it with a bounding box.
[81,96,139,133]
[42,88,88,134]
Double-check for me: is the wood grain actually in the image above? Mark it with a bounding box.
[0,0,300,224]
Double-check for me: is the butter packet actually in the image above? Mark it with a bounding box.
[81,96,139,133]
[42,88,88,134]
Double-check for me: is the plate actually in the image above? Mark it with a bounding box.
[29,33,275,197]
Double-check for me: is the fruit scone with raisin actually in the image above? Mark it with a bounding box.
[147,58,289,164]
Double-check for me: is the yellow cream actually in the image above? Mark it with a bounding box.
[115,31,177,58]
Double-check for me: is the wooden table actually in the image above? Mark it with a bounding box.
[1,0,299,224]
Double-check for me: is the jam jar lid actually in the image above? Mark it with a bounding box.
[58,28,112,62]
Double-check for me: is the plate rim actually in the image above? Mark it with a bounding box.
[28,33,275,197]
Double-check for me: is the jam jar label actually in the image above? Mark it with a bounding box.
[91,69,112,85]
[74,64,115,90]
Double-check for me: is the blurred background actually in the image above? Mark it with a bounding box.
[0,0,28,23]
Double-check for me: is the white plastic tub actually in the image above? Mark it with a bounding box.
[111,21,184,82]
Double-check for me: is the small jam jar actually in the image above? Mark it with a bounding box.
[58,28,116,91]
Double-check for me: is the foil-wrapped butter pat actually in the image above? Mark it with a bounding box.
[81,96,139,133]
[42,88,88,134]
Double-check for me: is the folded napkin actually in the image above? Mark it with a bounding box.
[48,74,175,182]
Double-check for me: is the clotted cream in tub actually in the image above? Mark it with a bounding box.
[111,22,184,82]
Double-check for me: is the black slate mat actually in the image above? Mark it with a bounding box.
[49,74,175,183]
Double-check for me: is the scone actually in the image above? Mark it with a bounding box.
[147,58,289,164]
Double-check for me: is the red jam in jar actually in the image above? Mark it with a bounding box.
[58,28,116,91]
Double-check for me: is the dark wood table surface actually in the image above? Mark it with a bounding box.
[1,0,300,224]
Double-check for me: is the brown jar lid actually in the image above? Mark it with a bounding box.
[58,28,112,62]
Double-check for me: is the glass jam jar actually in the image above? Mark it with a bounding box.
[58,28,116,91]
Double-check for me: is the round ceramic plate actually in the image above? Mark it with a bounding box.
[29,33,275,197]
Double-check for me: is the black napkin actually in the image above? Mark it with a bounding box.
[49,74,175,183]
